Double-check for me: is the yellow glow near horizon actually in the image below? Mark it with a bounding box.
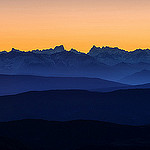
[0,0,150,52]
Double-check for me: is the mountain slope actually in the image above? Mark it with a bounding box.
[0,74,126,96]
[92,82,150,92]
[0,89,150,125]
[120,70,150,85]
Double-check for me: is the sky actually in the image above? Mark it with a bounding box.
[0,0,150,52]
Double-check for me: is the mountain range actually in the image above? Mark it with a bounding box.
[1,45,150,84]
[88,46,150,65]
[1,45,150,149]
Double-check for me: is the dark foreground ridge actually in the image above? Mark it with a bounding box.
[1,119,150,150]
[0,89,150,125]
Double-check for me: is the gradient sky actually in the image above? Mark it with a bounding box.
[1,0,150,52]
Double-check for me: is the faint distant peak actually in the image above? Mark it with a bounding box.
[31,45,66,54]
[88,45,127,57]
[54,45,65,52]
[91,45,98,49]
[0,51,7,54]
[87,45,100,56]
[11,48,22,53]
[70,48,82,54]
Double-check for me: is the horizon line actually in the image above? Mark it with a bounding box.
[1,45,150,53]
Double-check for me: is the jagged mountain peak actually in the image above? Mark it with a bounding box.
[31,45,66,54]
[70,48,83,54]
[0,51,7,54]
[54,45,65,52]
[11,48,23,53]
[88,45,126,56]
[87,45,101,56]
[1,45,150,66]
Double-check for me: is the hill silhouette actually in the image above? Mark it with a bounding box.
[120,70,150,85]
[0,119,150,150]
[0,74,126,96]
[0,89,150,125]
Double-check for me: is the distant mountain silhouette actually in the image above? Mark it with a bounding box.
[70,48,84,54]
[1,45,150,150]
[30,45,66,54]
[1,89,150,125]
[88,46,150,65]
[0,48,110,78]
[0,74,126,96]
[1,119,150,150]
[120,70,150,85]
[1,45,150,82]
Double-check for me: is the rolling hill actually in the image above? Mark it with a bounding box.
[0,89,150,125]
[0,119,150,150]
[0,74,126,96]
[120,70,150,85]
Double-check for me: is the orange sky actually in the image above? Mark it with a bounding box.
[0,0,150,52]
